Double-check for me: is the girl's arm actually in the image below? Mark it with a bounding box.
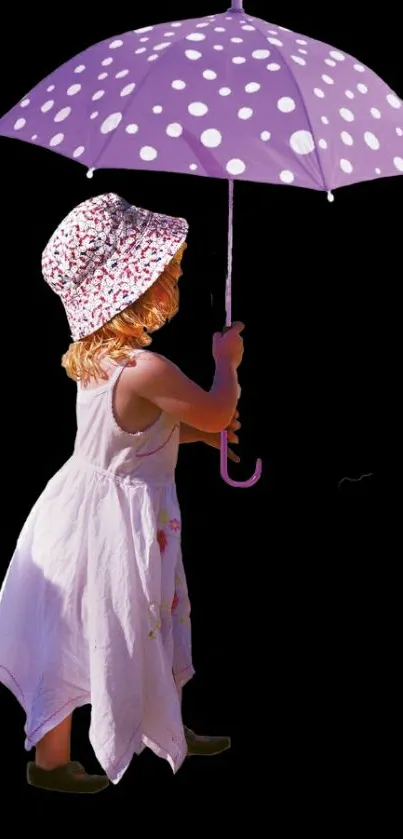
[179,423,204,444]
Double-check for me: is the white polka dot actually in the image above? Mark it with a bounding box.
[278,97,295,113]
[186,33,206,41]
[47,85,55,92]
[147,55,159,62]
[140,37,150,42]
[291,55,306,65]
[393,157,403,171]
[354,64,365,72]
[268,38,283,46]
[172,79,186,90]
[357,83,368,94]
[226,159,246,175]
[345,90,355,99]
[371,108,381,119]
[267,63,280,71]
[314,88,325,98]
[166,123,183,137]
[260,131,271,141]
[54,107,71,123]
[153,43,170,51]
[135,25,154,33]
[231,37,244,43]
[170,23,182,28]
[232,56,246,64]
[67,84,81,96]
[280,170,294,184]
[214,27,226,32]
[196,22,209,27]
[116,70,129,78]
[98,72,108,80]
[140,146,157,160]
[396,127,403,136]
[290,130,315,155]
[340,159,353,173]
[201,128,222,148]
[31,134,38,140]
[242,25,255,31]
[299,49,308,55]
[189,163,198,171]
[74,64,86,73]
[102,58,113,66]
[375,167,381,174]
[325,59,336,67]
[92,90,105,101]
[330,51,345,61]
[121,83,136,96]
[203,70,217,80]
[219,87,231,96]
[322,74,334,85]
[135,48,146,54]
[387,93,401,109]
[245,82,260,93]
[364,131,380,150]
[41,100,54,113]
[185,50,202,60]
[319,139,328,149]
[341,131,354,146]
[321,116,329,125]
[296,39,307,45]
[14,118,26,130]
[252,49,270,59]
[110,39,123,49]
[238,107,253,120]
[188,102,208,116]
[100,112,122,134]
[73,146,85,158]
[49,133,64,147]
[213,45,224,51]
[126,124,139,134]
[90,111,99,120]
[340,108,355,122]
[20,98,30,108]
[152,105,163,114]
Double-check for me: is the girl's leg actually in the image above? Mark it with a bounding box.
[35,714,72,770]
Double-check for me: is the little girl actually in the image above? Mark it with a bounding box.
[0,193,244,794]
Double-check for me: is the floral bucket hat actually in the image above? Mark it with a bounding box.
[42,192,189,341]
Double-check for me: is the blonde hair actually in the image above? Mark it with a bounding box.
[61,243,186,385]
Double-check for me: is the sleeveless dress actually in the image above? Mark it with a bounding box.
[0,349,194,784]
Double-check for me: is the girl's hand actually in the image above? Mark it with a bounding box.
[203,411,241,463]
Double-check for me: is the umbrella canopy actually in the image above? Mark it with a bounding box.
[0,8,401,191]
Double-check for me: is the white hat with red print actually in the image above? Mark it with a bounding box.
[42,192,188,340]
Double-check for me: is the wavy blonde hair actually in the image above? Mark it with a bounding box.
[61,243,186,385]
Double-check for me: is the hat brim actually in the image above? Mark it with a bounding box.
[67,205,188,341]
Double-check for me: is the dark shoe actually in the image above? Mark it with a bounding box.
[184,726,231,757]
[27,760,109,794]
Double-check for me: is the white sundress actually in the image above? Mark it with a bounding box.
[0,349,194,784]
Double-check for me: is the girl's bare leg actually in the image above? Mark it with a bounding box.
[35,714,72,770]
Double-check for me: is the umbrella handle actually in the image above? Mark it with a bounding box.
[220,430,263,488]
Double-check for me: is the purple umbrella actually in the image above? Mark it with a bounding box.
[1,1,401,487]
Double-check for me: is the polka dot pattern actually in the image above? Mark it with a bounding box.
[0,12,401,192]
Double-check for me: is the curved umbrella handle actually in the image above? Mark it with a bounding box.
[220,430,263,488]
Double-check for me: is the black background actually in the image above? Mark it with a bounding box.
[0,0,399,825]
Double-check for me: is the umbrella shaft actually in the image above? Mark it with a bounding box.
[228,0,244,10]
[226,180,234,328]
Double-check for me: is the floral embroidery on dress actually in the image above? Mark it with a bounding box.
[148,602,162,640]
[159,509,169,525]
[157,529,168,554]
[171,592,179,613]
[169,518,180,532]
